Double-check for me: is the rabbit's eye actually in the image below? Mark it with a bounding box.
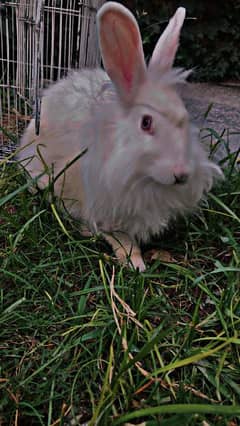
[141,115,153,132]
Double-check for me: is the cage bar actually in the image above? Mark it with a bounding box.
[0,0,105,159]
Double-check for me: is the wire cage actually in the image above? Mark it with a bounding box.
[0,0,105,160]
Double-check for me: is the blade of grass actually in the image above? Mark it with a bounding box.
[0,172,45,207]
[151,338,240,376]
[113,403,240,425]
[208,193,240,224]
[89,344,114,426]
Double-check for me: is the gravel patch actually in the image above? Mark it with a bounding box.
[180,82,240,164]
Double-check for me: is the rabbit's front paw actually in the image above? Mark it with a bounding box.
[80,226,93,237]
[129,253,146,272]
[103,232,146,272]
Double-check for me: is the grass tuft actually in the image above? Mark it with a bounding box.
[0,135,240,425]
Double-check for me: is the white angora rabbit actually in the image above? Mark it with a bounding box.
[19,2,222,271]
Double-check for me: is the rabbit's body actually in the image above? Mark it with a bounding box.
[19,2,222,271]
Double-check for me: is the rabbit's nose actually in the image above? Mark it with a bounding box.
[174,172,188,185]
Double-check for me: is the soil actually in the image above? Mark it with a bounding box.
[180,82,240,164]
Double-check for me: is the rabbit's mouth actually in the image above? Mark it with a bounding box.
[127,171,190,190]
[146,161,192,186]
[174,173,189,185]
[147,174,188,187]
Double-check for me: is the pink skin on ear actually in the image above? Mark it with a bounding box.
[149,7,186,73]
[97,4,146,104]
[106,15,135,91]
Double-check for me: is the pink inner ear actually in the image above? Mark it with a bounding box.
[99,7,146,103]
[165,33,179,69]
[111,19,134,91]
[122,69,133,91]
[149,7,186,72]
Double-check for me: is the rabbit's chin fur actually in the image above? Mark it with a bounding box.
[81,125,222,243]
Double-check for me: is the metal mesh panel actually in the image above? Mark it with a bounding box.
[0,0,105,159]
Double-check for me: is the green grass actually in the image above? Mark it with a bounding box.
[0,139,240,425]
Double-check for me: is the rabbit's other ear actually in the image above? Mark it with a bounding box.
[149,7,186,74]
[97,2,146,105]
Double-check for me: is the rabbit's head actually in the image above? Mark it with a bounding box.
[97,3,201,189]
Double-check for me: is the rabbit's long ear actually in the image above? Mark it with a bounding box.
[149,7,186,74]
[97,2,146,105]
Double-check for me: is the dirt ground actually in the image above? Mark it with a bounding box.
[180,82,240,163]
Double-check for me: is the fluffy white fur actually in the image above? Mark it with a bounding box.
[19,3,222,271]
